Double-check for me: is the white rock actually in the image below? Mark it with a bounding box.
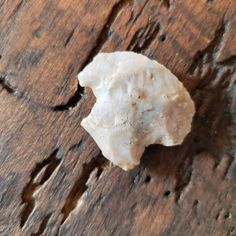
[78,52,195,170]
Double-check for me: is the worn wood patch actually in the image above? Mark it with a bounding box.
[0,0,235,235]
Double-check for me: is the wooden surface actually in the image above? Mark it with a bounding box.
[0,0,236,235]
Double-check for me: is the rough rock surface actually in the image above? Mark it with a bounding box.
[78,52,195,170]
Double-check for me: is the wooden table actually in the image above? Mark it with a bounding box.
[0,0,236,235]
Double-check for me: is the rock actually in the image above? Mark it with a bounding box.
[78,52,195,170]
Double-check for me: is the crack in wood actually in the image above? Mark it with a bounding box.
[227,226,236,236]
[60,155,108,225]
[160,0,171,9]
[0,65,83,112]
[68,139,84,152]
[0,75,83,112]
[174,156,193,202]
[226,157,236,181]
[215,208,232,222]
[193,199,199,209]
[214,154,234,179]
[31,213,52,236]
[0,76,21,96]
[64,26,77,47]
[0,73,53,109]
[51,64,85,111]
[188,20,228,75]
[52,84,84,111]
[20,150,62,228]
[10,0,24,18]
[0,77,15,94]
[128,22,160,53]
[220,55,236,67]
[79,0,133,71]
[131,0,150,24]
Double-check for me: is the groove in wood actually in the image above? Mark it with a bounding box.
[20,150,62,228]
[60,155,108,224]
[79,0,133,71]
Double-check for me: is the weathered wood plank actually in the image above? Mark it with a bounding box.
[0,0,235,235]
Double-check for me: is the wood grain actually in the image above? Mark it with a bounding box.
[0,0,235,235]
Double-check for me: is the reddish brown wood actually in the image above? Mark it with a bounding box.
[0,0,235,235]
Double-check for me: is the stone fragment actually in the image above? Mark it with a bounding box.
[78,52,195,170]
